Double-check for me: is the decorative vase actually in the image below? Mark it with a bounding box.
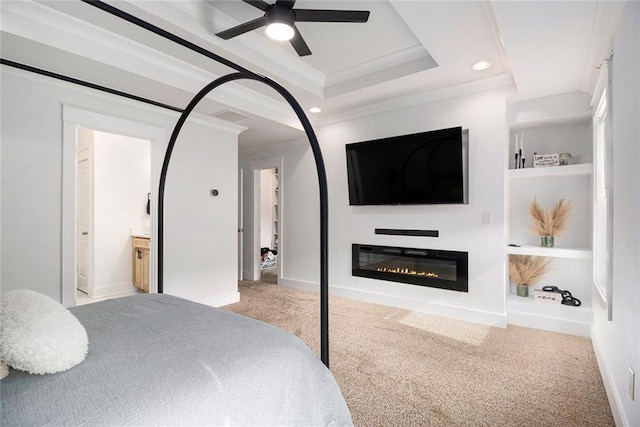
[540,236,554,248]
[516,284,529,297]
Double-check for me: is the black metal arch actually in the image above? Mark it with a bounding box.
[3,0,331,368]
[157,73,330,367]
[76,0,330,368]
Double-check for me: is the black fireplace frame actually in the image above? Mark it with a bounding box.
[352,244,468,292]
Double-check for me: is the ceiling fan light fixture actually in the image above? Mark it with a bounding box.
[265,22,294,41]
[472,60,491,71]
[216,1,370,56]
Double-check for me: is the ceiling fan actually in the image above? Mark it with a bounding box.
[216,0,370,57]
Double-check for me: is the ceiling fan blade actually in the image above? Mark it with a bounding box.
[294,9,370,23]
[216,16,268,40]
[275,0,296,8]
[289,26,311,56]
[242,0,270,12]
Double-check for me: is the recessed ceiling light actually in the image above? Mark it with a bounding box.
[309,107,322,114]
[472,60,491,71]
[265,22,294,41]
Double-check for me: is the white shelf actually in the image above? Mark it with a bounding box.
[507,294,592,337]
[506,245,592,259]
[507,294,591,320]
[508,163,592,179]
[509,112,591,131]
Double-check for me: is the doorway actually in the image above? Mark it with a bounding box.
[61,105,165,307]
[259,168,278,284]
[249,157,283,284]
[75,128,152,303]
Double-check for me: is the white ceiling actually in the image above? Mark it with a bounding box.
[0,1,624,152]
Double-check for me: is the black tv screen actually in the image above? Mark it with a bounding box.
[345,127,467,205]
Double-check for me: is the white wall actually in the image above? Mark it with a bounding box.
[92,131,150,297]
[241,85,516,326]
[591,2,640,425]
[163,117,240,307]
[1,68,242,307]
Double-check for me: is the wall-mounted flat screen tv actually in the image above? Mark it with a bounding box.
[345,126,468,205]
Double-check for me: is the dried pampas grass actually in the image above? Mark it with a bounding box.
[509,255,551,286]
[529,197,572,237]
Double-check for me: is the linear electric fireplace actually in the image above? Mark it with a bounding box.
[352,244,468,292]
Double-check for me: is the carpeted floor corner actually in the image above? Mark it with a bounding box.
[224,281,613,427]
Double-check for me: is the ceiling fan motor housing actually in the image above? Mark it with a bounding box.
[267,4,296,28]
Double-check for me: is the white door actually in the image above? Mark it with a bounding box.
[238,169,244,281]
[77,148,91,293]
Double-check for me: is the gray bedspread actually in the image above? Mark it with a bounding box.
[1,294,352,426]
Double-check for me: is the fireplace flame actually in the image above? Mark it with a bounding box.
[376,267,439,278]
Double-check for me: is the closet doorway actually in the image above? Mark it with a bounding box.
[251,157,283,284]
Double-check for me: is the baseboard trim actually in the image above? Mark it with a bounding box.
[88,283,137,298]
[279,277,507,328]
[165,290,240,308]
[592,329,627,427]
[208,291,241,308]
[279,277,320,293]
[507,312,591,337]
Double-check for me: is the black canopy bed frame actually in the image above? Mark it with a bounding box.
[1,0,330,367]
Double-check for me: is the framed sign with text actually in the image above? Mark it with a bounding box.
[533,153,560,167]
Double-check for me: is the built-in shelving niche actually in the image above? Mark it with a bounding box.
[505,93,594,337]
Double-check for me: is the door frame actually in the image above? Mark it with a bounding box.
[61,106,166,307]
[76,144,92,294]
[238,168,244,281]
[249,157,283,282]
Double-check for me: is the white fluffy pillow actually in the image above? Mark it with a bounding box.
[0,290,88,375]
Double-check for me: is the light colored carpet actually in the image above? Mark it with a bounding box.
[260,267,278,284]
[224,281,613,427]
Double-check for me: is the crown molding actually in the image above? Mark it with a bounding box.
[319,73,515,126]
[187,114,248,135]
[324,45,437,98]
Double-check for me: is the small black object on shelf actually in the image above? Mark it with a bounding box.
[542,285,581,306]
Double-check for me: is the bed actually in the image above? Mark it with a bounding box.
[1,294,352,426]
